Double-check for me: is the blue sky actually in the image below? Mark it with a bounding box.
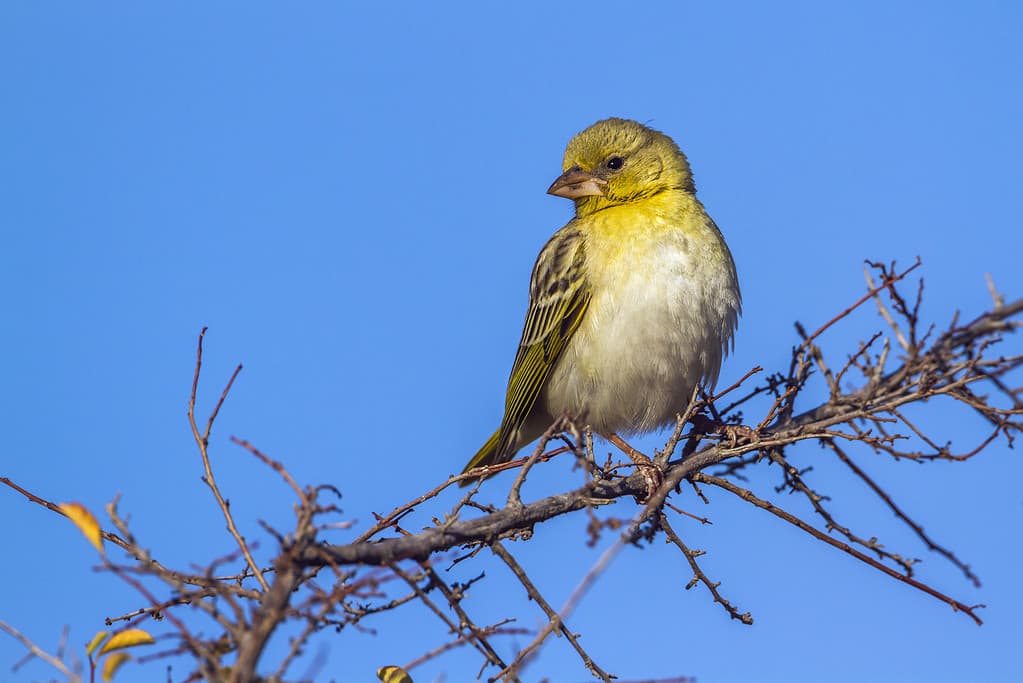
[2,3,1021,682]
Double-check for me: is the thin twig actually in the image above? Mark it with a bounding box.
[186,329,266,591]
[826,439,981,587]
[658,513,753,624]
[0,619,77,681]
[491,542,614,682]
[692,472,984,625]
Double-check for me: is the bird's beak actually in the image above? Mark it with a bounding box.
[547,166,607,199]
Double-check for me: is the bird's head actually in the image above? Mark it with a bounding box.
[547,118,695,217]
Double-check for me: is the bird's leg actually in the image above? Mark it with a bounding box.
[607,433,662,501]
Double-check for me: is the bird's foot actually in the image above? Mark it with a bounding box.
[687,414,759,452]
[718,423,759,448]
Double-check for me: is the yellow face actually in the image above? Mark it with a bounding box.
[548,118,694,215]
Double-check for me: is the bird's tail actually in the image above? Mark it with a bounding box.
[459,429,501,486]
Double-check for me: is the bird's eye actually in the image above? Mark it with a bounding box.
[605,156,624,171]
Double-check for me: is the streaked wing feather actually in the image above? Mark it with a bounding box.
[496,228,590,457]
[519,226,586,347]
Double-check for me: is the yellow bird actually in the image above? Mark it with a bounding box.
[462,118,740,481]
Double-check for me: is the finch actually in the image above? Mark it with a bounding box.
[463,118,740,481]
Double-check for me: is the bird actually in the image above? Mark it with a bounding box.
[461,117,740,484]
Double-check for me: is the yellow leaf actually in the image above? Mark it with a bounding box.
[101,652,131,682]
[377,665,413,683]
[86,631,110,657]
[60,502,104,554]
[98,629,155,654]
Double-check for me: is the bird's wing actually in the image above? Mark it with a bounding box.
[496,226,591,456]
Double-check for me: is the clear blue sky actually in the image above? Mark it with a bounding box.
[2,3,1021,682]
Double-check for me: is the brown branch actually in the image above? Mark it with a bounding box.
[801,257,921,348]
[0,477,255,589]
[390,563,514,678]
[691,472,984,625]
[400,620,527,673]
[5,268,1018,682]
[302,281,1018,635]
[307,290,1023,568]
[658,513,753,624]
[491,542,613,682]
[186,329,267,592]
[826,439,981,587]
[0,619,77,681]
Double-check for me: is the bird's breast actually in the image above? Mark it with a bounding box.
[543,196,739,435]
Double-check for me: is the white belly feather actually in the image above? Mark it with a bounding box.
[543,212,739,435]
